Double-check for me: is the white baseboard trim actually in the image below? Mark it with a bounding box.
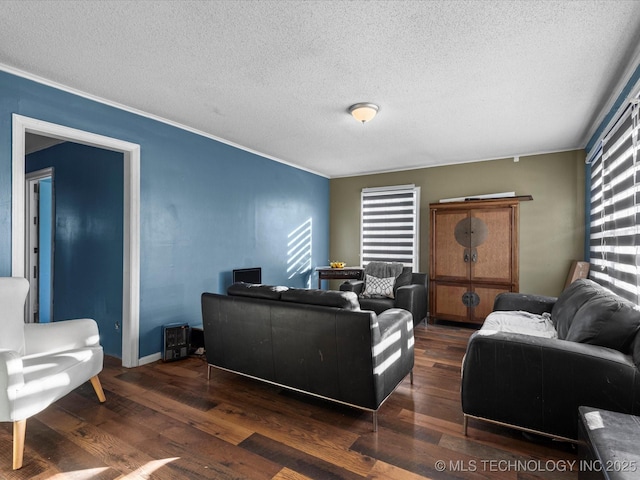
[138,352,162,366]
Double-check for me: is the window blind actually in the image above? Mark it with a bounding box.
[589,98,640,302]
[361,185,420,270]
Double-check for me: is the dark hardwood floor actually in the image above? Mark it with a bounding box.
[0,323,577,479]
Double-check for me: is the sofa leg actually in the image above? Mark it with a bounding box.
[373,411,378,432]
[13,419,26,470]
[90,375,106,403]
[410,370,414,385]
[463,415,468,436]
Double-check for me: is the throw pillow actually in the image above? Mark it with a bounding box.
[363,274,396,299]
[551,278,604,339]
[565,294,640,353]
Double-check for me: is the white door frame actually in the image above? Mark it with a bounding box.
[12,114,141,368]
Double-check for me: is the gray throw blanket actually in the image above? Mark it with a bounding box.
[364,261,404,279]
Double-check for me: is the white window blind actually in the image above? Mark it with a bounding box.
[589,97,640,302]
[361,185,420,270]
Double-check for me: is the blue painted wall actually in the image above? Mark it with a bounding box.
[38,176,52,323]
[0,69,330,359]
[27,144,124,356]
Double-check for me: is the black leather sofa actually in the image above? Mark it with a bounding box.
[201,283,415,429]
[340,268,428,326]
[461,278,640,441]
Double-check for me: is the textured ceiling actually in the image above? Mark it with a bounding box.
[2,1,640,178]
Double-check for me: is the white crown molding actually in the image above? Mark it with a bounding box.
[332,147,583,179]
[0,63,329,179]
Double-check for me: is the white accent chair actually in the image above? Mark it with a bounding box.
[0,277,105,469]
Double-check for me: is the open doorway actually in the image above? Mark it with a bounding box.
[11,114,141,368]
[24,139,125,358]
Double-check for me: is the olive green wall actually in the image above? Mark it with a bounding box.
[329,150,585,296]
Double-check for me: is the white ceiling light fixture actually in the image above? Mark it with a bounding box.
[349,103,379,123]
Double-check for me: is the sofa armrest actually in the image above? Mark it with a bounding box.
[340,280,364,295]
[0,350,25,418]
[0,350,25,390]
[493,292,557,315]
[461,330,640,439]
[24,319,101,356]
[372,308,415,405]
[395,284,427,325]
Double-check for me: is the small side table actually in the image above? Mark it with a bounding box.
[578,406,640,480]
[315,266,364,289]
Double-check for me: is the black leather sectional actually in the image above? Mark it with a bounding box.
[201,283,415,429]
[461,278,640,440]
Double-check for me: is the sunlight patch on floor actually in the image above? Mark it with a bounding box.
[47,467,109,479]
[45,457,180,479]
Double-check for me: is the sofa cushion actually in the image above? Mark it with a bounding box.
[565,294,640,354]
[280,288,360,310]
[551,279,605,339]
[227,282,288,300]
[359,296,395,315]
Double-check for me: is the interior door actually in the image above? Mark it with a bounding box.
[25,169,54,323]
[26,177,39,323]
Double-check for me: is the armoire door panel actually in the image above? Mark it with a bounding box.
[433,210,469,280]
[470,285,512,323]
[433,283,469,322]
[471,208,513,283]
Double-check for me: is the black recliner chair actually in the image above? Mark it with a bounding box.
[340,261,428,326]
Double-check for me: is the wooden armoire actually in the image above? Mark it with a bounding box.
[429,197,530,325]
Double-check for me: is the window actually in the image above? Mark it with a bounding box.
[588,96,640,302]
[360,185,420,270]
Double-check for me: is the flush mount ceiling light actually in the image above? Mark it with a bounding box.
[349,103,379,123]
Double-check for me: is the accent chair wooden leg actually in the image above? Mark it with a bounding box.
[13,419,26,470]
[90,375,106,403]
[373,411,378,432]
[463,415,468,436]
[410,369,414,385]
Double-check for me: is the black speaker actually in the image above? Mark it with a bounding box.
[162,322,189,361]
